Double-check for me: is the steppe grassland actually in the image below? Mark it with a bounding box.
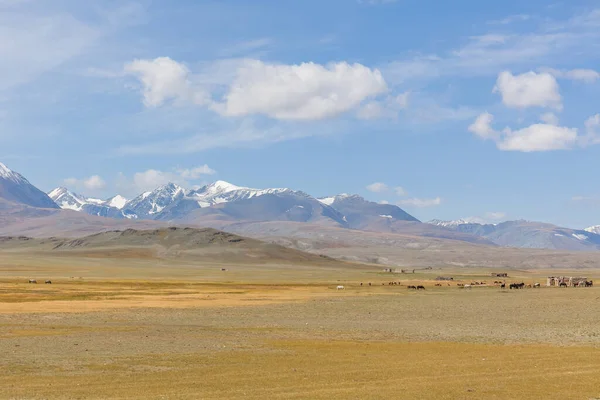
[1,252,600,399]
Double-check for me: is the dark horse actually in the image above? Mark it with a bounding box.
[416,285,425,290]
[559,282,568,287]
[510,282,525,289]
[407,285,417,289]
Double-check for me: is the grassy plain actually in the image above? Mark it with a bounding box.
[1,251,600,399]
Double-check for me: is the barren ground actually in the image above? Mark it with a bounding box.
[1,252,600,399]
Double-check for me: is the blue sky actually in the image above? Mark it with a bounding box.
[0,0,599,228]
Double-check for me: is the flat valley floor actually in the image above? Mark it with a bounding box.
[1,256,600,399]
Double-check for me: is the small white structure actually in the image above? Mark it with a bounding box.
[546,276,587,287]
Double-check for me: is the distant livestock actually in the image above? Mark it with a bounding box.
[407,285,417,290]
[28,279,37,284]
[336,285,345,290]
[416,285,425,290]
[45,280,52,284]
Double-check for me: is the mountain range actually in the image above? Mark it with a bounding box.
[2,160,600,252]
[429,219,600,251]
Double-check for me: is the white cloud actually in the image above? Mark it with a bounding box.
[488,14,531,25]
[116,164,217,195]
[565,69,600,83]
[540,112,559,125]
[63,175,106,192]
[468,112,497,139]
[357,92,409,120]
[493,71,562,110]
[581,114,600,146]
[125,58,388,121]
[398,197,442,208]
[213,60,387,120]
[124,57,207,107]
[379,200,390,205]
[83,175,106,190]
[384,10,600,84]
[499,124,578,152]
[395,186,407,197]
[484,212,506,221]
[176,164,216,179]
[468,113,579,152]
[541,67,600,83]
[366,182,389,193]
[0,2,142,92]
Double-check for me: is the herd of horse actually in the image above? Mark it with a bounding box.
[345,279,595,290]
[27,279,51,284]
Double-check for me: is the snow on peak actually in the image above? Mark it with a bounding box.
[0,161,27,184]
[187,180,291,208]
[429,218,484,227]
[48,186,88,211]
[48,187,69,198]
[584,225,600,235]
[317,193,351,206]
[318,196,335,206]
[106,195,128,209]
[208,180,242,193]
[572,233,588,241]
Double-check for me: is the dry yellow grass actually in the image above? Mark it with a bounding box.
[2,251,600,399]
[2,340,600,399]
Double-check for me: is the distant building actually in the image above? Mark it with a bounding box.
[547,276,587,287]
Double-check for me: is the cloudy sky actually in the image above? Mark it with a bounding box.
[0,0,599,228]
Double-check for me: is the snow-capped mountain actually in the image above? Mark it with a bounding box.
[0,162,59,209]
[125,183,185,219]
[318,194,419,230]
[155,181,347,225]
[106,195,128,210]
[48,187,133,219]
[585,225,600,235]
[428,218,490,227]
[429,219,600,250]
[187,180,292,207]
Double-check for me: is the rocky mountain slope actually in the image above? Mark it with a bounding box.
[48,187,133,219]
[429,219,600,251]
[0,162,59,209]
[0,227,346,266]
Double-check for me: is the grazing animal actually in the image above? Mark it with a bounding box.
[559,282,568,287]
[464,284,471,289]
[28,279,37,284]
[500,283,506,288]
[336,285,345,290]
[534,283,540,288]
[585,280,593,287]
[44,280,52,284]
[527,284,532,288]
[435,283,442,287]
[407,285,417,289]
[360,282,363,286]
[416,285,425,290]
